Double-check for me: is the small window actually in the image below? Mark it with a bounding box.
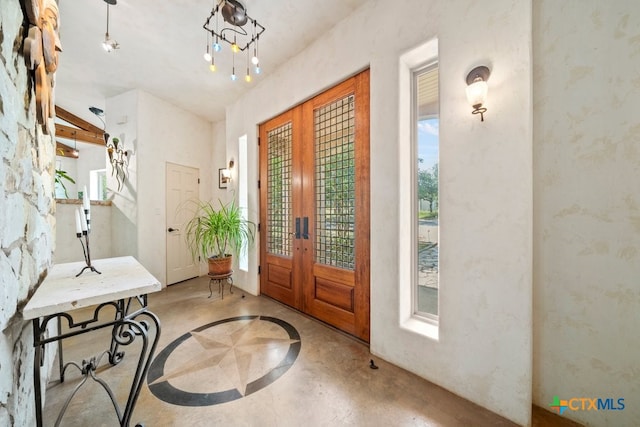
[414,63,439,319]
[90,169,107,201]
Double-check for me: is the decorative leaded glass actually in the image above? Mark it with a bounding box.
[267,122,293,256]
[314,95,356,270]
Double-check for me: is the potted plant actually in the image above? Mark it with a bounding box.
[184,198,256,276]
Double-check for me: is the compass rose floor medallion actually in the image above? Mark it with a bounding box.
[148,315,301,406]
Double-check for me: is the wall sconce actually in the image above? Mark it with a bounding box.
[90,106,129,191]
[466,66,490,121]
[106,135,129,191]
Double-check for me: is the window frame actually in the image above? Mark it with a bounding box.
[412,60,439,324]
[398,37,439,340]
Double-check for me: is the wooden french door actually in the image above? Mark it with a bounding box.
[260,70,370,342]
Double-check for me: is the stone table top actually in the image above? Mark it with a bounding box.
[23,256,162,320]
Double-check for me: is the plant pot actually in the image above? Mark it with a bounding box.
[208,255,232,276]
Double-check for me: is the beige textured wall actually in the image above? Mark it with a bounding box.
[105,90,139,261]
[54,203,113,263]
[533,1,640,425]
[226,0,533,424]
[0,2,57,424]
[106,89,214,284]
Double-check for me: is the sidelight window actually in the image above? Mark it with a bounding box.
[414,62,439,320]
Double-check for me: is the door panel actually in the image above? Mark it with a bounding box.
[260,107,303,308]
[260,70,370,342]
[302,71,370,340]
[166,163,200,285]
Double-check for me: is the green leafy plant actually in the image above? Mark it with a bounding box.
[184,198,256,261]
[54,169,75,198]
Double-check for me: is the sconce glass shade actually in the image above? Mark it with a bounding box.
[221,168,231,180]
[466,79,488,108]
[465,65,490,121]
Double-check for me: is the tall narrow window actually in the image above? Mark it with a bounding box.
[414,63,439,319]
[239,134,249,271]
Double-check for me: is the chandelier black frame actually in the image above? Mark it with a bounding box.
[202,0,266,81]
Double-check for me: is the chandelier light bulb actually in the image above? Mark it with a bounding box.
[231,43,240,53]
[245,67,251,82]
[102,35,117,53]
[210,54,216,72]
[251,44,259,65]
[213,42,221,52]
[204,30,211,62]
[231,73,237,81]
[255,65,261,74]
[102,3,119,53]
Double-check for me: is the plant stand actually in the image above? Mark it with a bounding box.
[207,271,233,299]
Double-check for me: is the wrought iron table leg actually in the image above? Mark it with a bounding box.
[57,316,64,383]
[33,319,44,427]
[121,309,161,427]
[32,301,161,427]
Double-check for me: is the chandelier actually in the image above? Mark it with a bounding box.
[203,0,265,82]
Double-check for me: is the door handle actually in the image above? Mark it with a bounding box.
[167,227,179,232]
[295,218,301,239]
[302,217,309,239]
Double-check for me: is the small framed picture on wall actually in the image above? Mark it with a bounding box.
[219,168,229,189]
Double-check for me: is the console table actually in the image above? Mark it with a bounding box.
[22,256,162,427]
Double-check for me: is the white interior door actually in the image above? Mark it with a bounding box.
[166,162,199,285]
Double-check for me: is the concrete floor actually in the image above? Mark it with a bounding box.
[42,276,571,426]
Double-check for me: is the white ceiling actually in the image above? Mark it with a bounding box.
[55,0,370,129]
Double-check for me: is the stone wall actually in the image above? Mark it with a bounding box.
[0,1,57,425]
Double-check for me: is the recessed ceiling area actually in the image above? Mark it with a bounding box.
[55,0,370,128]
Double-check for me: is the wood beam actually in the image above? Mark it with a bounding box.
[55,123,105,146]
[55,105,105,134]
[56,141,78,159]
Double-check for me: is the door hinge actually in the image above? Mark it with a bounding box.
[257,223,261,232]
[257,136,260,146]
[258,179,261,189]
[198,178,200,184]
[258,265,261,274]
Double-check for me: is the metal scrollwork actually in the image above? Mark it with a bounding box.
[32,296,161,427]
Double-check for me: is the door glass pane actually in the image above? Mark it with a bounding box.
[267,122,293,256]
[415,64,439,317]
[314,95,356,270]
